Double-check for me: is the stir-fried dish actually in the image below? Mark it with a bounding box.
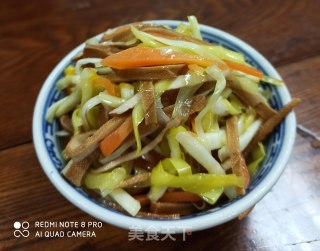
[46,16,299,219]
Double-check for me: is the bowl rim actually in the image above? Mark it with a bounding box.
[33,20,296,233]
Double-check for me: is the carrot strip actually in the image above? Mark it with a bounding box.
[101,46,264,79]
[99,116,133,156]
[101,47,215,69]
[224,60,263,79]
[92,76,118,96]
[160,191,202,203]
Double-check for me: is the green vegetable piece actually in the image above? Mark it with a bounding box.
[84,167,127,197]
[151,158,244,194]
[132,102,144,155]
[248,142,266,176]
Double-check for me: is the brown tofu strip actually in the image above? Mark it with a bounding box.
[59,115,73,134]
[150,201,197,216]
[65,115,127,161]
[101,23,158,42]
[116,173,150,189]
[227,80,277,120]
[83,44,120,58]
[226,116,250,195]
[163,94,206,117]
[142,26,212,46]
[106,64,187,82]
[136,211,180,219]
[61,159,91,187]
[244,98,301,156]
[139,81,157,125]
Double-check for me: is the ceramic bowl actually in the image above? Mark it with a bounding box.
[33,20,296,232]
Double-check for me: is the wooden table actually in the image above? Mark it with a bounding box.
[1,0,319,250]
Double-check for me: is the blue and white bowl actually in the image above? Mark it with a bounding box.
[33,20,296,232]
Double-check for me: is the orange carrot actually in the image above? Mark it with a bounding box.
[224,60,263,79]
[99,116,133,156]
[101,47,215,69]
[92,76,118,96]
[160,191,202,203]
[101,46,264,78]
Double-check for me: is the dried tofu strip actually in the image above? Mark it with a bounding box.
[160,81,214,108]
[142,26,212,45]
[136,211,180,219]
[65,115,127,161]
[244,98,301,156]
[226,116,250,195]
[104,64,187,82]
[150,201,197,216]
[117,173,150,189]
[195,81,215,95]
[139,81,157,125]
[101,23,156,42]
[100,22,208,46]
[82,44,120,59]
[161,88,180,107]
[163,94,206,117]
[61,158,91,186]
[59,115,73,134]
[227,80,277,120]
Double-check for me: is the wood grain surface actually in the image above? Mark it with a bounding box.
[1,0,319,250]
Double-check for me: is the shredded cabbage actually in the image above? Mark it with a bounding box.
[166,126,187,159]
[98,92,125,107]
[119,83,135,100]
[195,64,227,135]
[262,75,284,86]
[109,188,141,216]
[187,15,202,40]
[202,111,219,133]
[150,158,244,194]
[84,167,127,197]
[132,102,144,155]
[248,142,265,175]
[198,129,226,151]
[110,93,140,115]
[81,96,101,130]
[46,87,81,123]
[71,108,82,135]
[172,84,200,121]
[176,131,225,175]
